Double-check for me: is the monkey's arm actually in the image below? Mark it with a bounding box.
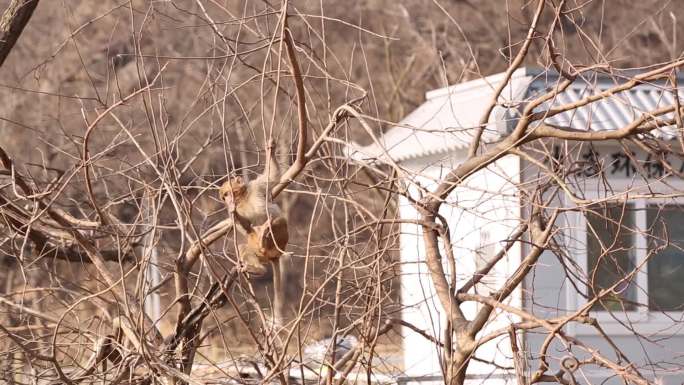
[232,211,254,235]
[254,139,280,189]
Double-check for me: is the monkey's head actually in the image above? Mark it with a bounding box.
[219,176,247,212]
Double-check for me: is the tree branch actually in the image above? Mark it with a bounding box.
[0,0,39,68]
[271,17,307,198]
[467,0,545,157]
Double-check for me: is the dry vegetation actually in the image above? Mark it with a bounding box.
[2,1,684,385]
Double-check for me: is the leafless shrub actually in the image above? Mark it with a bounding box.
[2,1,684,385]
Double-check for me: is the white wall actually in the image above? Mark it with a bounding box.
[399,153,522,382]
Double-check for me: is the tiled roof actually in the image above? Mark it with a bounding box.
[347,67,683,163]
[532,79,681,135]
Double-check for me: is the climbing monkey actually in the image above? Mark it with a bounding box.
[219,140,289,275]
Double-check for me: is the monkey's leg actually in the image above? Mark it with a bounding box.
[270,217,289,253]
[252,222,286,328]
[256,218,289,260]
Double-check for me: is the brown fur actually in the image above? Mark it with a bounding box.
[238,217,289,275]
[219,145,288,273]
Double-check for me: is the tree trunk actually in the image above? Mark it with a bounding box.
[0,0,39,68]
[446,352,471,385]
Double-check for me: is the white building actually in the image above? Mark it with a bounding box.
[349,67,684,385]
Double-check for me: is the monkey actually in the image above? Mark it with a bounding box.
[218,140,289,274]
[219,140,289,326]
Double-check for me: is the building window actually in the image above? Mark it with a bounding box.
[585,203,638,311]
[646,205,684,311]
[584,202,684,313]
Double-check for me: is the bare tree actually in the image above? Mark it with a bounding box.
[2,1,684,385]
